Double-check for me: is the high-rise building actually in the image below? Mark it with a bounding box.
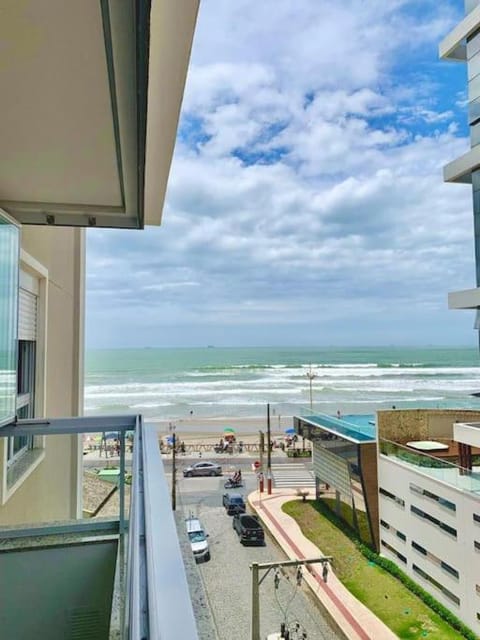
[440,1,480,338]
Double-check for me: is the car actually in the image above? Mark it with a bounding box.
[232,513,265,546]
[222,492,246,515]
[185,516,210,562]
[183,461,223,477]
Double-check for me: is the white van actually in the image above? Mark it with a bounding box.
[185,516,210,562]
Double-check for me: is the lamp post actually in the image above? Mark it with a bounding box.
[306,365,317,410]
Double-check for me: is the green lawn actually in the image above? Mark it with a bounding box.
[282,500,466,640]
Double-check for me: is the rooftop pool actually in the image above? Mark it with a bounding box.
[301,413,376,442]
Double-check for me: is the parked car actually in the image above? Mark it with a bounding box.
[232,513,265,546]
[185,516,210,562]
[183,461,223,477]
[222,492,246,515]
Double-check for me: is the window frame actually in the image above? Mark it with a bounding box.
[1,250,48,504]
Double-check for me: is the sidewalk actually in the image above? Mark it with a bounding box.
[248,489,397,640]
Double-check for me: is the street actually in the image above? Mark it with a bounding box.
[175,467,341,640]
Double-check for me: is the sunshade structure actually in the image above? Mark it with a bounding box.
[223,427,236,433]
[284,428,296,435]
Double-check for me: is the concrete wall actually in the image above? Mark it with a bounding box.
[377,409,480,442]
[0,225,85,525]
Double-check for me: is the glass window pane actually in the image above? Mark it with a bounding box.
[469,50,480,80]
[469,74,480,102]
[469,96,480,124]
[467,30,480,60]
[0,214,19,426]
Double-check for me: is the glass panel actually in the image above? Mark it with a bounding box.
[469,96,480,124]
[469,50,480,80]
[472,121,480,147]
[0,214,19,426]
[467,30,480,60]
[380,439,480,495]
[469,74,480,102]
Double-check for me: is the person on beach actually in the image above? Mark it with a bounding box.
[336,409,342,419]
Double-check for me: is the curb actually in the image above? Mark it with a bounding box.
[248,491,397,640]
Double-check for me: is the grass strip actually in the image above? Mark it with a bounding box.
[282,500,474,640]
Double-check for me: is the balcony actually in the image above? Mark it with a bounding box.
[0,415,203,640]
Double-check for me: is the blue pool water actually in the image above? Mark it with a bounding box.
[302,413,376,442]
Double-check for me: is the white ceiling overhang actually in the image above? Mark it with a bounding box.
[0,0,199,229]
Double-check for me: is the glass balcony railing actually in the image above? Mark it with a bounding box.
[0,415,200,640]
[379,438,480,495]
[298,406,376,442]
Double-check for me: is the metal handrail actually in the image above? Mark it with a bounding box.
[127,418,199,640]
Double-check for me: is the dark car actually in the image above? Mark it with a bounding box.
[183,461,223,477]
[232,513,265,545]
[222,492,246,515]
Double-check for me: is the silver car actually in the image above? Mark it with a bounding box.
[183,461,223,477]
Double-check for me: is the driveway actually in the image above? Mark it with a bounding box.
[177,472,341,640]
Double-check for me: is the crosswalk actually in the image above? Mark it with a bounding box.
[271,463,315,489]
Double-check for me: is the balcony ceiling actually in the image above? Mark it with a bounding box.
[0,0,199,229]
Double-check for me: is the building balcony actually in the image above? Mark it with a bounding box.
[438,4,480,62]
[448,287,480,309]
[0,415,204,640]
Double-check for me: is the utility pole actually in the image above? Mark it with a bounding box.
[250,556,333,640]
[267,404,272,494]
[305,365,317,411]
[251,562,260,640]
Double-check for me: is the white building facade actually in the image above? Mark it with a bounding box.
[440,1,480,337]
[378,442,480,632]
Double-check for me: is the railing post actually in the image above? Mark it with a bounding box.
[119,429,126,534]
[251,562,260,640]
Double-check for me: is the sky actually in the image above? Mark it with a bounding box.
[86,0,478,349]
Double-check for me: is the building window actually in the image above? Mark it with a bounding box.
[7,341,36,467]
[0,214,19,426]
[379,487,405,507]
[411,505,457,538]
[411,541,459,579]
[476,584,480,596]
[474,514,480,525]
[410,483,456,512]
[381,540,407,564]
[475,541,480,552]
[412,564,460,606]
[380,519,406,542]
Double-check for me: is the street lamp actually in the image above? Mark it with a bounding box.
[305,364,317,410]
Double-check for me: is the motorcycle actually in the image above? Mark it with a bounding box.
[224,478,243,489]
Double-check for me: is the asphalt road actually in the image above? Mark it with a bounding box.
[176,471,341,640]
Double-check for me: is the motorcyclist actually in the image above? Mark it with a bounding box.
[232,469,242,485]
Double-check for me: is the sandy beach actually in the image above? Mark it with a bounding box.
[152,415,294,444]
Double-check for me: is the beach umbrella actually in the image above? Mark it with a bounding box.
[223,427,236,433]
[103,432,119,440]
[284,428,295,435]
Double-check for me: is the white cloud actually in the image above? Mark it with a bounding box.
[86,0,474,348]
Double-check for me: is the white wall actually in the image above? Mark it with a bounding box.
[378,455,480,633]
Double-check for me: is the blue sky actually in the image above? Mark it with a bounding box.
[86,0,479,349]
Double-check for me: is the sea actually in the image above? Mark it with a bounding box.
[84,346,480,422]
